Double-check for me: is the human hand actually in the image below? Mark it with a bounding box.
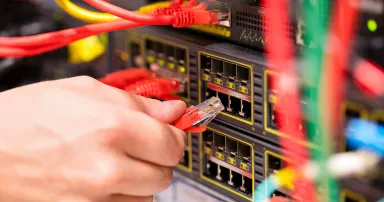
[0,76,187,202]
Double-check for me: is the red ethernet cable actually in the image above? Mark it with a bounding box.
[99,68,153,89]
[124,78,181,98]
[82,0,175,25]
[322,0,360,135]
[83,0,217,28]
[262,0,315,201]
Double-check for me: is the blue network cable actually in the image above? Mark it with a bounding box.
[254,176,280,202]
[346,119,384,156]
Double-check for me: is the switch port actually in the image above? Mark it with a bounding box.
[206,88,217,99]
[228,96,241,114]
[212,58,224,77]
[228,171,242,187]
[203,130,214,147]
[206,161,218,177]
[238,143,251,162]
[216,165,229,182]
[214,133,225,152]
[225,137,238,156]
[224,62,236,81]
[240,176,252,194]
[239,100,251,119]
[175,47,186,65]
[218,92,229,109]
[201,55,212,73]
[237,66,250,84]
[267,154,283,175]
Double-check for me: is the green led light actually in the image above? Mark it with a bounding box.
[367,19,378,32]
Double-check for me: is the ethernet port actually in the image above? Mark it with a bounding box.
[224,62,236,81]
[344,108,361,126]
[228,96,241,114]
[237,66,250,85]
[267,154,283,175]
[218,92,229,109]
[154,42,165,58]
[214,133,225,152]
[216,165,229,182]
[145,39,155,53]
[203,130,214,147]
[206,161,218,177]
[240,176,252,194]
[268,103,277,129]
[175,47,186,65]
[165,45,175,62]
[201,55,212,73]
[239,100,251,119]
[129,42,142,67]
[238,143,251,162]
[228,171,242,187]
[206,88,217,99]
[225,137,238,156]
[212,58,224,77]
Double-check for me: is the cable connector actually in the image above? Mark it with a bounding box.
[99,68,153,89]
[173,97,224,132]
[124,78,182,98]
[153,3,218,28]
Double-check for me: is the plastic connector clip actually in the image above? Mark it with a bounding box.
[153,3,218,28]
[173,97,224,132]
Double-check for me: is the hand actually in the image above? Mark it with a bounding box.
[0,76,187,202]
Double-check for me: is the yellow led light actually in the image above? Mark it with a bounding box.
[179,66,186,73]
[367,19,378,32]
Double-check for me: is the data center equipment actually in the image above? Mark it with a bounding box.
[2,0,383,201]
[122,9,384,200]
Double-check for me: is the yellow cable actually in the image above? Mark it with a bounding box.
[55,0,171,23]
[275,167,297,190]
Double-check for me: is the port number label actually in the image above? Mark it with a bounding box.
[226,82,235,90]
[215,152,224,160]
[240,162,249,171]
[214,78,223,86]
[203,74,211,82]
[204,147,212,155]
[227,157,236,166]
[239,86,248,94]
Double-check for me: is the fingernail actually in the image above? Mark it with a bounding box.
[162,100,183,107]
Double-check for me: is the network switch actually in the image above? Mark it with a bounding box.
[124,26,384,202]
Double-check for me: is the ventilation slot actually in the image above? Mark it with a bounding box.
[254,151,264,181]
[189,53,199,105]
[192,133,200,174]
[253,73,263,129]
[235,10,295,40]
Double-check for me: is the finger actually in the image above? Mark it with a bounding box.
[107,195,153,202]
[108,155,173,196]
[55,76,187,124]
[130,94,187,124]
[106,110,186,166]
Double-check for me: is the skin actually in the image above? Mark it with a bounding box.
[0,76,187,202]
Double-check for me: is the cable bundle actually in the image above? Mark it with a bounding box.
[0,0,219,58]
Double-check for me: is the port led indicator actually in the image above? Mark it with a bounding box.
[367,19,377,32]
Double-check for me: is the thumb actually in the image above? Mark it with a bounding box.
[133,95,187,124]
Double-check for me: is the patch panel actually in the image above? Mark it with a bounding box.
[142,35,190,101]
[176,133,193,173]
[199,52,254,126]
[200,127,254,201]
